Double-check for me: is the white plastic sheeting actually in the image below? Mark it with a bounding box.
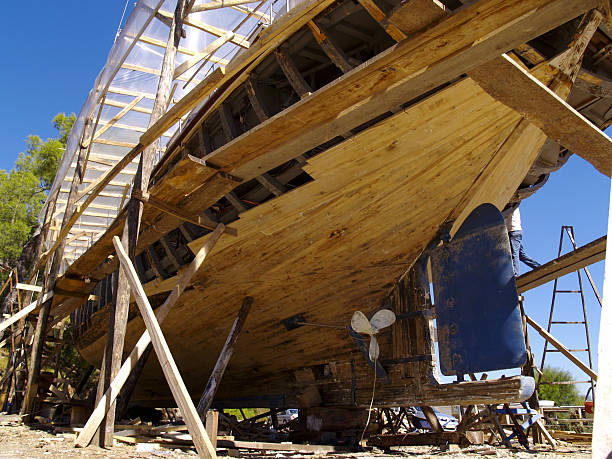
[43,0,286,268]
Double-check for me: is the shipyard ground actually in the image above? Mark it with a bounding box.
[0,419,591,458]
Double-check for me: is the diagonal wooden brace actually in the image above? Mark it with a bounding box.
[75,224,225,451]
[111,234,217,458]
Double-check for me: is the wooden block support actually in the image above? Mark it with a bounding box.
[75,224,225,449]
[206,410,219,449]
[112,235,217,458]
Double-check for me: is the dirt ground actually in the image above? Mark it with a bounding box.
[0,415,592,458]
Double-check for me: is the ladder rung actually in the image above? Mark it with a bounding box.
[548,349,588,352]
[555,290,582,293]
[551,321,586,324]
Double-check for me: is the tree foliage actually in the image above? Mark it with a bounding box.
[0,113,75,266]
[537,366,583,406]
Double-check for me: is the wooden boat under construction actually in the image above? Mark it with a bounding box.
[28,0,612,413]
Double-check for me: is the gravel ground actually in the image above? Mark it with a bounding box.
[0,415,592,458]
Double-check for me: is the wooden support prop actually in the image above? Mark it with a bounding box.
[22,115,95,420]
[132,189,237,236]
[197,296,254,417]
[75,224,225,448]
[420,406,443,433]
[111,235,217,458]
[206,410,219,448]
[525,315,597,381]
[274,49,311,99]
[469,54,612,177]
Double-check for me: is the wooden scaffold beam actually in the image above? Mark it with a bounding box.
[95,0,188,446]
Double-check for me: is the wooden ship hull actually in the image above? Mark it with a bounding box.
[45,0,612,410]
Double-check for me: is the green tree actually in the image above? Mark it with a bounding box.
[537,366,583,406]
[0,113,75,266]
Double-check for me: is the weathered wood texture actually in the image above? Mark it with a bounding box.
[469,54,612,177]
[112,235,217,458]
[197,296,253,417]
[75,224,225,448]
[517,235,606,293]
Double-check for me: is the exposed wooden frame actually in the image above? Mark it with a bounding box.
[121,62,207,83]
[83,96,144,148]
[191,0,261,13]
[75,224,225,448]
[173,32,234,79]
[357,0,407,41]
[307,20,353,73]
[274,49,311,98]
[469,54,612,177]
[132,189,238,236]
[158,9,251,48]
[256,173,287,196]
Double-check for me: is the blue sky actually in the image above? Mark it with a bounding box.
[1,2,609,398]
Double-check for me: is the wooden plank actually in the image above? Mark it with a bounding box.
[525,315,597,381]
[75,225,225,448]
[83,96,144,148]
[173,32,234,79]
[516,235,606,293]
[388,0,448,35]
[16,283,42,293]
[0,292,53,334]
[274,49,311,98]
[307,20,353,73]
[205,410,219,449]
[469,54,612,177]
[158,9,250,48]
[197,297,253,416]
[111,235,217,458]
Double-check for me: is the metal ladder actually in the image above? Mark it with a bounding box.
[537,226,600,399]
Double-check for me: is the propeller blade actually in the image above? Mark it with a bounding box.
[369,335,380,361]
[351,311,373,334]
[370,309,396,331]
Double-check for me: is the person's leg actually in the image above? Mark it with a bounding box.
[519,244,541,270]
[508,231,522,276]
